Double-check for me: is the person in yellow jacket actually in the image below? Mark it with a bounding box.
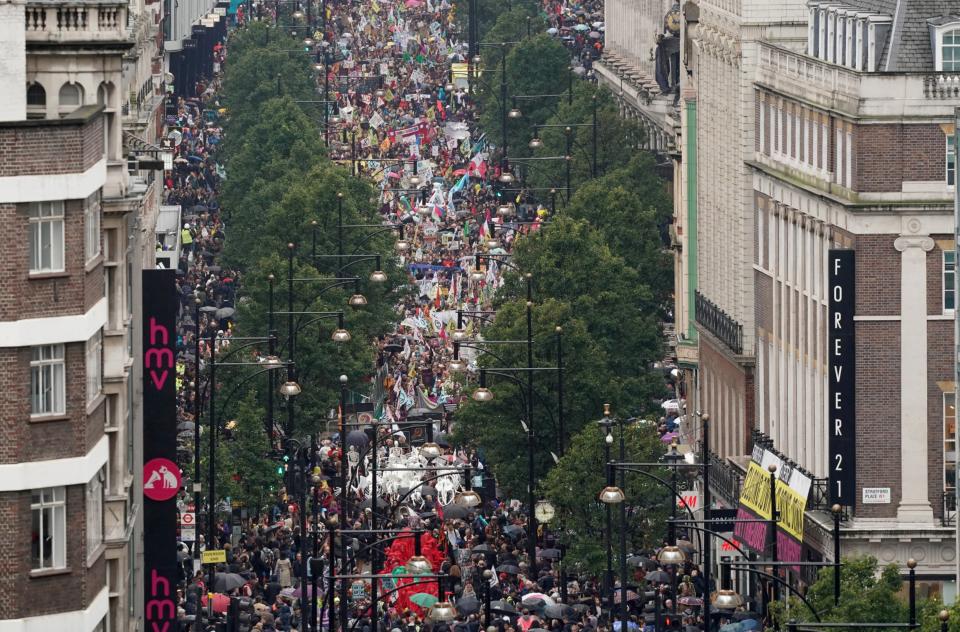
[181,223,194,255]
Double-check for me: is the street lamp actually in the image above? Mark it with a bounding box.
[497,202,514,217]
[712,589,743,610]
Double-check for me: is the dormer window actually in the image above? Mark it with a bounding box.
[928,18,960,71]
[807,2,890,71]
[943,29,960,71]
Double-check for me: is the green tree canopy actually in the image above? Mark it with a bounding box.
[540,421,669,576]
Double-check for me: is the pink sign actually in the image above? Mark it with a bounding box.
[143,458,181,501]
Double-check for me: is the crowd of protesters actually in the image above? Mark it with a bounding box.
[159,0,754,629]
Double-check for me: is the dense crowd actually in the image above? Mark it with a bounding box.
[162,0,746,630]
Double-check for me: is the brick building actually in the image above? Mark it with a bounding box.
[0,0,164,626]
[606,0,960,600]
[747,0,960,594]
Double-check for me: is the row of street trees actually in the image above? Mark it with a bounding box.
[451,11,676,574]
[207,23,402,507]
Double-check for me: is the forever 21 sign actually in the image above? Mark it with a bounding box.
[828,250,856,506]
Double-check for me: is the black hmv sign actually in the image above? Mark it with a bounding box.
[828,250,856,506]
[142,270,179,631]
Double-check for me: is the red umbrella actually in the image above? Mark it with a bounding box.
[453,169,467,175]
[201,593,231,614]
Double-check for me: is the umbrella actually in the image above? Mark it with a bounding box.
[626,555,656,570]
[384,342,403,353]
[546,27,558,34]
[732,612,761,622]
[213,572,246,592]
[678,596,703,607]
[200,306,218,313]
[215,306,235,319]
[544,604,574,620]
[739,620,760,631]
[456,596,481,615]
[420,485,438,498]
[538,548,562,560]
[522,600,546,614]
[471,544,494,554]
[187,155,203,163]
[573,23,590,31]
[490,600,517,615]
[676,540,696,555]
[502,525,525,539]
[645,570,671,584]
[589,31,601,38]
[592,20,604,27]
[441,503,469,520]
[660,432,679,443]
[612,590,640,604]
[453,169,467,175]
[522,593,555,606]
[719,624,743,632]
[280,587,297,598]
[346,430,370,448]
[410,593,438,608]
[499,565,522,575]
[177,421,195,432]
[570,604,590,614]
[201,593,231,614]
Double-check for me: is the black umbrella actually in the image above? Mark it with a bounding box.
[676,540,697,555]
[384,343,403,353]
[544,604,574,620]
[570,604,590,614]
[420,485,438,498]
[627,556,658,571]
[502,525,525,539]
[442,503,469,520]
[490,600,517,615]
[498,565,522,575]
[200,306,218,313]
[471,544,494,554]
[645,570,670,584]
[538,548,562,560]
[456,596,481,615]
[213,572,246,592]
[346,430,370,448]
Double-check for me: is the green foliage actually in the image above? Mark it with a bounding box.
[508,216,664,390]
[540,422,669,576]
[563,154,673,307]
[214,391,283,510]
[478,34,572,153]
[451,298,616,496]
[208,24,402,514]
[769,557,910,630]
[524,83,647,192]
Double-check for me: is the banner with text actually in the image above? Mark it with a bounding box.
[142,270,179,630]
[828,249,856,505]
[733,446,811,569]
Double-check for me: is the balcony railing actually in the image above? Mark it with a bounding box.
[923,74,960,99]
[25,1,127,42]
[943,490,956,527]
[695,290,743,355]
[705,449,743,506]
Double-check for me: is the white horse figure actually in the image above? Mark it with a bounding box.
[435,471,460,506]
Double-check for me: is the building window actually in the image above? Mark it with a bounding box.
[26,82,46,119]
[85,192,101,263]
[58,82,83,117]
[946,392,956,497]
[86,330,102,403]
[28,201,65,273]
[943,29,960,72]
[31,487,66,570]
[31,344,65,416]
[948,135,956,187]
[945,251,956,312]
[87,469,104,556]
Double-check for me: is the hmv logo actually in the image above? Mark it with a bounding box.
[145,317,174,391]
[146,569,176,631]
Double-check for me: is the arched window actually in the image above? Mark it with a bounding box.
[944,29,960,71]
[97,83,108,107]
[26,83,46,119]
[58,82,83,115]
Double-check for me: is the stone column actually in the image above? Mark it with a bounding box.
[894,234,935,523]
